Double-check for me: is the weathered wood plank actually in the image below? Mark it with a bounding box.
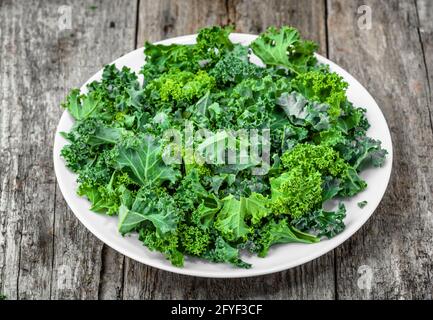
[98,245,125,300]
[3,0,430,300]
[0,0,64,300]
[417,0,433,31]
[125,0,334,300]
[417,0,433,97]
[0,1,26,299]
[228,0,328,56]
[123,251,335,299]
[0,0,136,300]
[136,0,229,45]
[49,0,138,299]
[328,0,433,299]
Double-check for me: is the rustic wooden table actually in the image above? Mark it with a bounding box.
[0,0,432,300]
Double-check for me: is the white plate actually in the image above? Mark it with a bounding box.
[53,33,393,278]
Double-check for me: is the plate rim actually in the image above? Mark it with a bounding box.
[53,32,393,278]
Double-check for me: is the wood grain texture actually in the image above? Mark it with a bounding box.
[136,0,229,44]
[0,0,137,300]
[0,1,26,299]
[228,0,328,56]
[328,0,433,299]
[123,251,335,299]
[417,0,433,105]
[1,0,432,300]
[50,0,138,300]
[125,0,335,300]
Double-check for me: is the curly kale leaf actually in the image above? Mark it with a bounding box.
[178,224,211,256]
[280,143,348,177]
[269,143,361,216]
[62,89,102,120]
[86,64,144,121]
[60,118,103,171]
[115,135,180,186]
[210,44,263,86]
[78,171,136,215]
[191,194,222,230]
[243,192,271,224]
[292,203,346,238]
[118,187,179,236]
[337,136,388,170]
[255,219,319,257]
[195,25,234,60]
[337,102,369,133]
[270,167,322,218]
[146,70,215,103]
[204,236,251,269]
[141,43,197,80]
[174,168,209,213]
[141,26,234,80]
[313,127,345,147]
[215,195,251,242]
[276,91,331,131]
[339,167,367,196]
[250,26,317,74]
[139,228,184,267]
[291,70,348,119]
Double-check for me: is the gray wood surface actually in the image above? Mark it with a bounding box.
[328,0,433,299]
[0,0,431,300]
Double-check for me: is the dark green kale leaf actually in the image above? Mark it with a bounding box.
[255,219,319,257]
[292,203,346,239]
[141,26,234,81]
[358,200,368,208]
[338,167,367,197]
[174,168,209,213]
[86,64,144,122]
[321,176,342,202]
[139,228,184,267]
[195,25,234,61]
[191,194,222,230]
[210,44,263,86]
[337,136,388,170]
[276,91,331,131]
[204,236,251,268]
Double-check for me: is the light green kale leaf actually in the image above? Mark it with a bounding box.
[250,26,317,74]
[118,187,178,235]
[116,135,180,186]
[62,89,102,120]
[215,195,250,242]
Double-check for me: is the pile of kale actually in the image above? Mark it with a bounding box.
[61,26,387,268]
